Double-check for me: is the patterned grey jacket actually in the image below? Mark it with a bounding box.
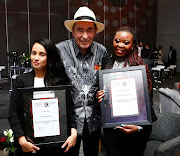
[56,39,107,134]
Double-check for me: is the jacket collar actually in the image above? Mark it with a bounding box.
[28,70,35,87]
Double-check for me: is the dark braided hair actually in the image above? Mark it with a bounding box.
[32,38,68,86]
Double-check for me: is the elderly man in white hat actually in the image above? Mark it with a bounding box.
[56,6,107,156]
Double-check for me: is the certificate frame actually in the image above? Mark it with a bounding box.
[18,85,72,147]
[99,65,152,128]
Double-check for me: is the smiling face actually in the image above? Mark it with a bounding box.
[31,43,47,72]
[113,31,134,58]
[72,21,97,55]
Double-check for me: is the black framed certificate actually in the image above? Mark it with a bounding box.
[18,85,71,146]
[99,65,152,128]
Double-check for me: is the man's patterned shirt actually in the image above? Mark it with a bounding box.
[56,39,107,134]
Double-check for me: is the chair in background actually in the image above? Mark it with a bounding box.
[159,88,180,114]
[167,65,176,78]
[0,66,5,90]
[9,66,33,92]
[151,65,165,90]
[0,66,5,79]
[156,65,165,82]
[151,67,161,90]
[143,112,180,156]
[164,68,170,78]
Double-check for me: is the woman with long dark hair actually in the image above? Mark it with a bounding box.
[8,38,77,155]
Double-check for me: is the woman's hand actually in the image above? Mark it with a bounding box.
[115,125,138,134]
[96,90,106,103]
[61,128,77,153]
[18,136,40,153]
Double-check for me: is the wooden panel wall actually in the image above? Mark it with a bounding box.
[0,0,157,77]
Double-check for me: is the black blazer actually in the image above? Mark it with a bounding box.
[8,70,76,138]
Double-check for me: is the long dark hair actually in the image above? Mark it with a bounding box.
[32,38,68,85]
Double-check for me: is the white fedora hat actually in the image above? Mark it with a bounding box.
[64,6,104,34]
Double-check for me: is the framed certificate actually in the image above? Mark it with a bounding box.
[99,65,152,128]
[18,85,71,146]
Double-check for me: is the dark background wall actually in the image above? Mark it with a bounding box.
[0,0,157,77]
[157,0,180,72]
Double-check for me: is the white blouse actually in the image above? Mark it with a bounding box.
[34,77,45,87]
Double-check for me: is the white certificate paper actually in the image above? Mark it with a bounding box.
[33,91,55,99]
[111,78,139,117]
[32,98,60,137]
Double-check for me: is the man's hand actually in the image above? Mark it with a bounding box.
[61,128,77,153]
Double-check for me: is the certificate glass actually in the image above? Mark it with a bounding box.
[18,85,71,146]
[99,65,152,128]
[32,98,60,138]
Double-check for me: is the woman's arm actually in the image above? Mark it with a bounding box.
[8,76,25,137]
[96,90,106,103]
[115,125,139,134]
[18,136,40,153]
[61,128,77,153]
[9,75,40,153]
[60,91,77,153]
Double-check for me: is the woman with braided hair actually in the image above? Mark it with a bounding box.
[96,26,156,156]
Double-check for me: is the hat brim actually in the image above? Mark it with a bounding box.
[64,20,104,34]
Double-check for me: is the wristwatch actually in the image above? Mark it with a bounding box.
[137,126,143,132]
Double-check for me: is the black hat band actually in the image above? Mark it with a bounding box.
[75,16,95,21]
